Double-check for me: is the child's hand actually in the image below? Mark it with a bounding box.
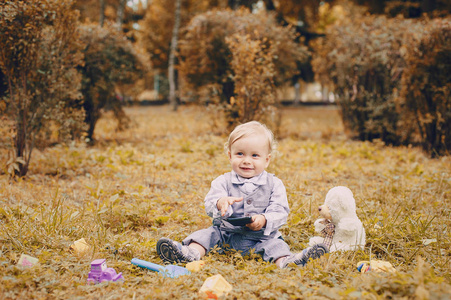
[217,197,243,216]
[246,214,266,231]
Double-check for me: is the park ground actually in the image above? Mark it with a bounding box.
[0,105,450,299]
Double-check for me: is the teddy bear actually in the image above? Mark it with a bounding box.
[309,186,366,252]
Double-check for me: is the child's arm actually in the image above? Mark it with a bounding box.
[259,177,289,235]
[204,174,244,219]
[204,175,228,218]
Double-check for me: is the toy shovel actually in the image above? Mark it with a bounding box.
[131,258,191,278]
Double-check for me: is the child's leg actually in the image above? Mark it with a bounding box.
[156,238,202,264]
[187,242,206,257]
[182,226,224,256]
[274,256,285,267]
[253,236,292,265]
[277,243,329,268]
[157,226,223,264]
[255,237,328,268]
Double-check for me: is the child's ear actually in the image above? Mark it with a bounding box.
[265,154,271,167]
[228,151,232,160]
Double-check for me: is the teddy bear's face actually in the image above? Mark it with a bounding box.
[324,186,357,222]
[318,204,332,220]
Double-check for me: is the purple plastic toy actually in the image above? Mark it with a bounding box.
[87,259,124,284]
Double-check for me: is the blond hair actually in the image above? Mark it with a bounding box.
[224,121,276,154]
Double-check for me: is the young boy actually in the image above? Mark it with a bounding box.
[156,121,329,268]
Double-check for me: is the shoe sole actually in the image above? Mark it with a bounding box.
[303,243,329,264]
[156,238,186,264]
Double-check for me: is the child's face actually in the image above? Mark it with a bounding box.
[228,134,271,178]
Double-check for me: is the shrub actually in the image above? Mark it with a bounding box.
[312,15,420,145]
[77,23,146,141]
[0,0,85,176]
[399,18,451,157]
[225,34,277,129]
[313,15,450,156]
[178,8,308,129]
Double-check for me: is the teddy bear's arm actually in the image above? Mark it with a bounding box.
[336,218,362,237]
[313,218,327,232]
[309,236,325,247]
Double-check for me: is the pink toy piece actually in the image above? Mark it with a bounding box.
[87,259,124,284]
[22,257,34,267]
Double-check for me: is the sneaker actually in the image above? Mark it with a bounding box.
[281,243,329,268]
[156,237,200,264]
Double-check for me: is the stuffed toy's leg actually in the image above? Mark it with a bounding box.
[309,222,335,251]
[309,236,325,247]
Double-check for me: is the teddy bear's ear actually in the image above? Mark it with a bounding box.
[325,190,346,210]
[325,186,358,221]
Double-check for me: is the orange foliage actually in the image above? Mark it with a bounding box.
[312,11,451,156]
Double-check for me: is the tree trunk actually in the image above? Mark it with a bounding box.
[368,0,386,14]
[99,0,105,27]
[294,81,300,106]
[14,76,31,177]
[421,0,437,12]
[15,111,28,177]
[117,0,127,28]
[154,70,160,100]
[83,94,98,142]
[168,0,181,111]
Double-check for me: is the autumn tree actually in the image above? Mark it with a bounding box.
[74,0,127,24]
[312,1,450,156]
[225,34,277,128]
[139,0,231,69]
[264,0,322,30]
[116,0,127,26]
[399,18,451,157]
[100,0,106,26]
[168,0,182,111]
[138,0,174,102]
[312,14,419,144]
[77,23,146,141]
[138,0,211,102]
[348,0,450,17]
[0,0,85,177]
[178,8,308,128]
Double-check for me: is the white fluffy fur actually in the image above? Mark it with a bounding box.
[309,186,366,252]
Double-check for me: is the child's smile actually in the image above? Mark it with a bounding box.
[228,134,271,178]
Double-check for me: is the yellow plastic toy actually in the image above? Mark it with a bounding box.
[69,238,90,254]
[357,259,396,273]
[186,260,205,272]
[199,274,232,299]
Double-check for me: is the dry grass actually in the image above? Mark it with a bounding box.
[0,105,450,299]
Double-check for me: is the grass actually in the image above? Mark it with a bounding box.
[0,105,450,299]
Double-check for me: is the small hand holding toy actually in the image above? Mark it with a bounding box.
[246,214,266,231]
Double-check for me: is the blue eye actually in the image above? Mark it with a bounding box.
[236,152,243,156]
[252,154,259,157]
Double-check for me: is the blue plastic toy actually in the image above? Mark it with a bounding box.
[131,258,191,278]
